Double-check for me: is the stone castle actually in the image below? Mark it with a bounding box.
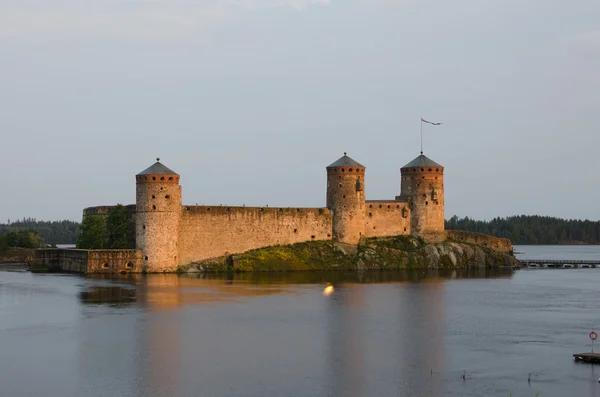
[81,152,445,272]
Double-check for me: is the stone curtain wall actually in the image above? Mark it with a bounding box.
[34,249,88,272]
[87,250,143,273]
[0,248,36,263]
[178,206,333,265]
[364,201,411,238]
[83,205,136,217]
[446,230,513,254]
[34,249,62,269]
[57,250,90,272]
[33,249,143,273]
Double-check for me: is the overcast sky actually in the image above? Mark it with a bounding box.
[1,0,599,223]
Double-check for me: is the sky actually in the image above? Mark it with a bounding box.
[1,0,599,223]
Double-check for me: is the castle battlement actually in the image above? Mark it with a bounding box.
[181,205,330,216]
[83,152,444,272]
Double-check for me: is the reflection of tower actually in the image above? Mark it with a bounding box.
[135,275,183,397]
[74,275,183,396]
[135,159,182,272]
[396,280,446,396]
[398,154,444,239]
[326,153,366,244]
[324,284,365,397]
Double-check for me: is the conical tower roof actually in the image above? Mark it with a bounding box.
[137,158,179,175]
[327,152,365,168]
[402,154,443,169]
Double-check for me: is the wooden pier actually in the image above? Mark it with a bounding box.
[519,259,600,268]
[573,352,600,363]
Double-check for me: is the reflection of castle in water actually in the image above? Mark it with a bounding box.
[78,285,136,304]
[399,280,446,396]
[135,277,183,397]
[78,274,291,309]
[75,270,512,396]
[323,278,449,396]
[325,284,366,397]
[77,268,512,309]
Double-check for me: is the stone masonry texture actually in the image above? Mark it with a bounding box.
[178,206,332,265]
[399,164,445,239]
[66,154,515,273]
[365,201,411,238]
[326,164,366,244]
[136,173,182,272]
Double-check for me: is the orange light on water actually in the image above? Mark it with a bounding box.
[323,284,334,296]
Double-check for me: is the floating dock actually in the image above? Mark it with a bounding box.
[573,353,600,363]
[520,259,600,268]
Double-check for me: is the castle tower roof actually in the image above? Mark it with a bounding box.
[137,158,179,176]
[327,153,365,168]
[402,154,443,169]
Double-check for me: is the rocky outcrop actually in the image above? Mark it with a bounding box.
[179,235,520,273]
[445,230,513,254]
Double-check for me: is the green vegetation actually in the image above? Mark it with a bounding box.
[362,235,424,252]
[446,215,600,244]
[180,235,520,273]
[76,205,135,249]
[0,234,8,254]
[0,230,46,250]
[105,204,135,249]
[77,216,106,249]
[228,240,357,272]
[0,218,80,245]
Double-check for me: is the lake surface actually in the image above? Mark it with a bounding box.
[2,246,600,397]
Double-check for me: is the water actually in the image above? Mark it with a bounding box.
[1,247,600,397]
[56,244,76,249]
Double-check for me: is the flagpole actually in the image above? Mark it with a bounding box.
[420,118,442,153]
[420,119,423,155]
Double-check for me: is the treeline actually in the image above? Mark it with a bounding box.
[1,206,134,252]
[4,213,600,248]
[446,215,600,244]
[0,230,46,253]
[0,218,80,245]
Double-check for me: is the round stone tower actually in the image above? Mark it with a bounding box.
[135,158,182,272]
[326,153,366,244]
[399,154,444,240]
